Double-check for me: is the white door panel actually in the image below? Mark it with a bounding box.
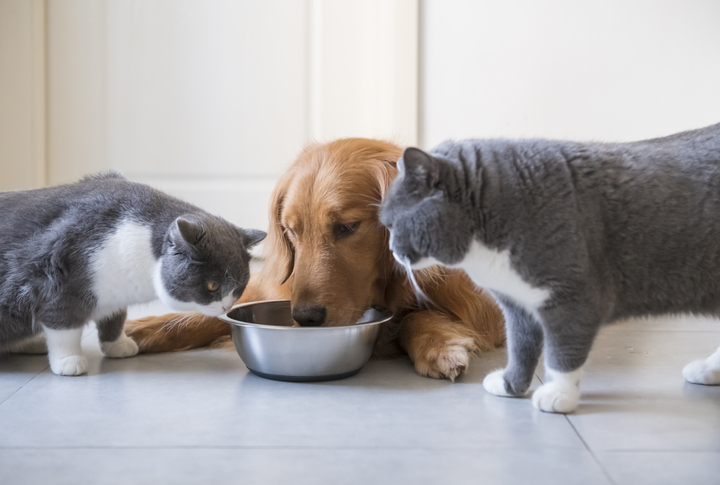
[1,0,418,234]
[45,0,307,231]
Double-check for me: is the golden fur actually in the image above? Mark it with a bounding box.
[126,138,504,380]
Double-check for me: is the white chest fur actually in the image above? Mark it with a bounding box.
[90,220,158,320]
[414,240,551,316]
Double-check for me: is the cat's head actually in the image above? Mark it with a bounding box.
[154,214,266,316]
[380,147,474,270]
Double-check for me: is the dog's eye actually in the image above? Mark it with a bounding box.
[284,227,296,238]
[334,221,361,240]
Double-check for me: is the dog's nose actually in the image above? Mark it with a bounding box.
[293,305,327,327]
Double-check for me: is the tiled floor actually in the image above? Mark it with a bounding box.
[1,303,719,485]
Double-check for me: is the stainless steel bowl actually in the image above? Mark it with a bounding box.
[219,300,393,382]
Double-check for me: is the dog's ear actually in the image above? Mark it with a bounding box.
[263,172,296,286]
[374,154,400,201]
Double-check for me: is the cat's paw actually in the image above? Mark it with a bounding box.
[101,334,139,358]
[483,369,531,397]
[413,337,474,382]
[683,359,720,385]
[483,369,513,397]
[532,381,580,413]
[49,355,88,376]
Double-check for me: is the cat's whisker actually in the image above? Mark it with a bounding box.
[398,257,438,310]
[162,312,194,332]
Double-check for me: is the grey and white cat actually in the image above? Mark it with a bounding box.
[380,123,720,413]
[0,173,266,376]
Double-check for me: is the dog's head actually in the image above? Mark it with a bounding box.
[260,138,402,326]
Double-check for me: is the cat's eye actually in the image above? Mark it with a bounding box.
[206,281,220,292]
[334,221,361,240]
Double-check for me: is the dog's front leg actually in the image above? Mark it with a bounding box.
[398,310,479,381]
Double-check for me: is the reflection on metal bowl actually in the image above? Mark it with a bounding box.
[219,300,393,382]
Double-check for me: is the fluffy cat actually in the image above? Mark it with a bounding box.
[380,123,720,413]
[0,173,265,376]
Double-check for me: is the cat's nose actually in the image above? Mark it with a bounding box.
[292,305,327,327]
[222,304,232,313]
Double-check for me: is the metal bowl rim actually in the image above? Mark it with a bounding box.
[218,299,394,330]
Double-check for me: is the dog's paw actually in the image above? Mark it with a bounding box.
[683,359,720,385]
[101,334,139,358]
[532,381,580,413]
[413,337,475,381]
[7,335,48,354]
[483,369,513,396]
[50,355,88,376]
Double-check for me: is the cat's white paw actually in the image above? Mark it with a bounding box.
[532,381,580,413]
[483,369,513,397]
[50,355,88,376]
[101,334,139,358]
[683,359,720,385]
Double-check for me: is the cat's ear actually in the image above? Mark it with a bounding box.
[243,228,267,249]
[169,216,205,253]
[401,147,439,187]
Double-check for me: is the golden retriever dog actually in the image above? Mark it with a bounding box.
[127,138,504,380]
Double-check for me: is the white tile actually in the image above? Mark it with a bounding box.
[0,342,583,451]
[0,354,48,403]
[597,451,720,485]
[0,448,612,485]
[568,320,720,451]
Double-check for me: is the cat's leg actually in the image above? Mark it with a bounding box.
[482,295,543,397]
[7,333,48,354]
[683,346,720,385]
[97,309,139,358]
[532,305,600,414]
[42,324,87,376]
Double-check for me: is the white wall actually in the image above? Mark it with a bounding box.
[0,0,45,191]
[420,0,720,148]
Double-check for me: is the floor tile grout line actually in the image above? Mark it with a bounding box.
[592,449,720,454]
[564,416,617,485]
[537,369,616,484]
[2,445,718,453]
[0,369,47,407]
[1,323,93,399]
[0,444,600,451]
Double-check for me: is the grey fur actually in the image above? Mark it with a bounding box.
[381,123,720,397]
[0,172,265,347]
